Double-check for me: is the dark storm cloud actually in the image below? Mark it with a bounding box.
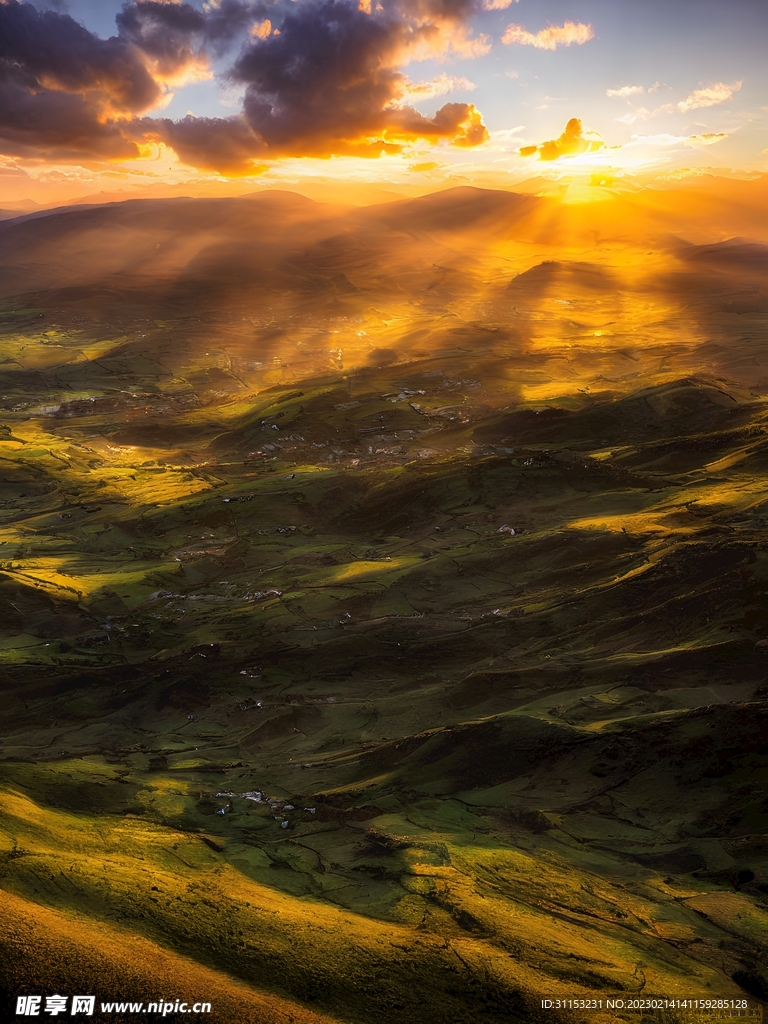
[0,0,489,170]
[115,0,266,69]
[0,1,165,160]
[0,72,138,160]
[0,0,163,159]
[0,1,160,113]
[149,112,266,174]
[150,0,489,169]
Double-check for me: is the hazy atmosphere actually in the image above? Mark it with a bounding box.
[1,1,768,1022]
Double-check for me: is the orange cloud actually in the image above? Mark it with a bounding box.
[251,19,272,38]
[678,81,742,112]
[502,20,594,50]
[519,117,604,161]
[151,101,488,172]
[177,0,491,169]
[689,132,729,145]
[0,0,491,173]
[0,0,176,161]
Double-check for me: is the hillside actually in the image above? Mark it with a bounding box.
[1,181,767,1022]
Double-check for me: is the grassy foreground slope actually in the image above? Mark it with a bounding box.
[1,182,768,1022]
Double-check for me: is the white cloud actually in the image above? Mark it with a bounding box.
[606,85,643,98]
[628,133,692,147]
[678,81,742,112]
[490,125,526,144]
[447,33,492,59]
[628,132,729,149]
[217,83,247,109]
[483,0,517,9]
[401,74,477,102]
[625,103,675,122]
[501,20,594,50]
[616,113,637,124]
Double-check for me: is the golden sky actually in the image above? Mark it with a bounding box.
[0,0,766,207]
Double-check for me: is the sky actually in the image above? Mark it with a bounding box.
[0,0,766,205]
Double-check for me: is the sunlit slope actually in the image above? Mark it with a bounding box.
[3,373,768,669]
[1,179,767,394]
[1,179,767,1019]
[0,891,340,1024]
[2,371,768,1017]
[0,767,756,1024]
